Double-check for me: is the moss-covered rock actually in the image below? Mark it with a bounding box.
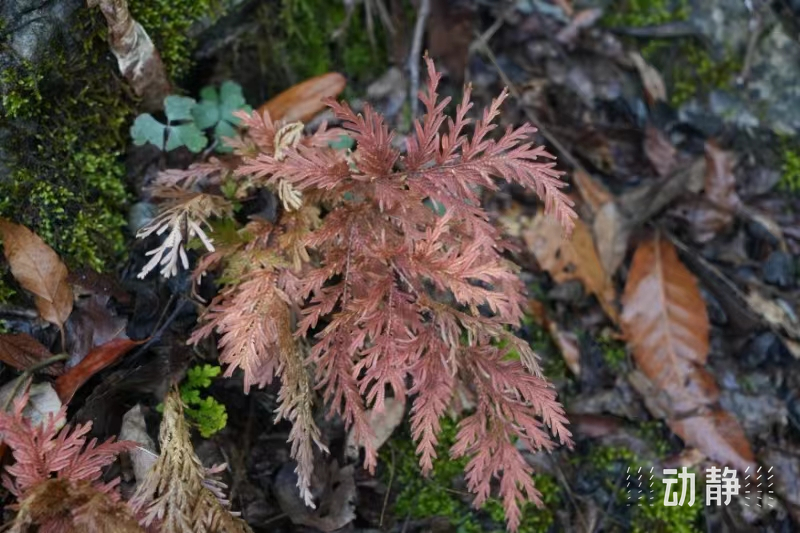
[128,0,230,81]
[0,4,131,273]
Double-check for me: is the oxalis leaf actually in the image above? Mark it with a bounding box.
[131,95,208,153]
[0,219,73,331]
[192,81,251,153]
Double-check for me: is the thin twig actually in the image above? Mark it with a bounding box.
[1,353,70,412]
[471,30,588,175]
[128,295,188,361]
[407,0,431,118]
[379,445,396,528]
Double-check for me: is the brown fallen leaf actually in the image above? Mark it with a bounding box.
[622,232,755,470]
[524,210,619,322]
[346,396,405,463]
[686,142,741,242]
[670,408,757,474]
[65,294,129,366]
[572,169,614,214]
[529,300,582,376]
[257,73,347,123]
[644,125,678,177]
[0,219,73,332]
[556,8,603,46]
[621,233,713,409]
[55,338,142,404]
[629,51,666,104]
[275,459,356,532]
[0,333,62,376]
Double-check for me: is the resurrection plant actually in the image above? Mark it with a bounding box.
[138,57,576,531]
[0,393,141,532]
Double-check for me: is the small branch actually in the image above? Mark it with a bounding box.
[407,0,431,118]
[471,31,587,175]
[2,353,70,412]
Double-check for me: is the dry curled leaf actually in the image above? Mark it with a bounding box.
[55,338,143,404]
[686,142,741,242]
[257,73,346,123]
[524,210,618,322]
[644,125,678,178]
[88,0,171,112]
[0,334,62,376]
[670,408,756,474]
[622,232,755,470]
[0,219,73,330]
[629,51,666,104]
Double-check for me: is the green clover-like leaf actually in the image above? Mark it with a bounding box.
[218,81,250,125]
[166,123,207,153]
[164,95,197,122]
[130,114,166,149]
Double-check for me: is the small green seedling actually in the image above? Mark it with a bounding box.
[159,363,228,438]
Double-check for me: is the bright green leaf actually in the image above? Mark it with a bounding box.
[164,95,197,122]
[166,123,207,153]
[192,100,221,130]
[218,81,249,124]
[130,114,166,149]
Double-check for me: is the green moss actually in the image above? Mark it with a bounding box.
[599,335,627,372]
[582,446,703,533]
[779,140,800,193]
[604,0,689,29]
[632,471,702,533]
[384,417,560,532]
[251,0,387,96]
[670,43,742,107]
[0,11,131,273]
[603,0,740,106]
[129,0,228,81]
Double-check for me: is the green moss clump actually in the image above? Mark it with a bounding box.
[129,0,227,81]
[582,446,703,533]
[251,0,387,96]
[384,417,560,532]
[0,12,133,272]
[779,141,800,193]
[599,335,627,372]
[670,44,742,107]
[603,0,689,29]
[603,0,741,107]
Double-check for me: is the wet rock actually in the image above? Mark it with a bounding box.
[0,0,82,63]
[740,331,791,369]
[763,250,796,288]
[679,1,800,135]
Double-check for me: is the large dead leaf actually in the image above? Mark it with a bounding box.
[0,333,62,376]
[257,73,346,123]
[622,233,755,470]
[621,234,712,405]
[524,210,618,322]
[0,219,73,330]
